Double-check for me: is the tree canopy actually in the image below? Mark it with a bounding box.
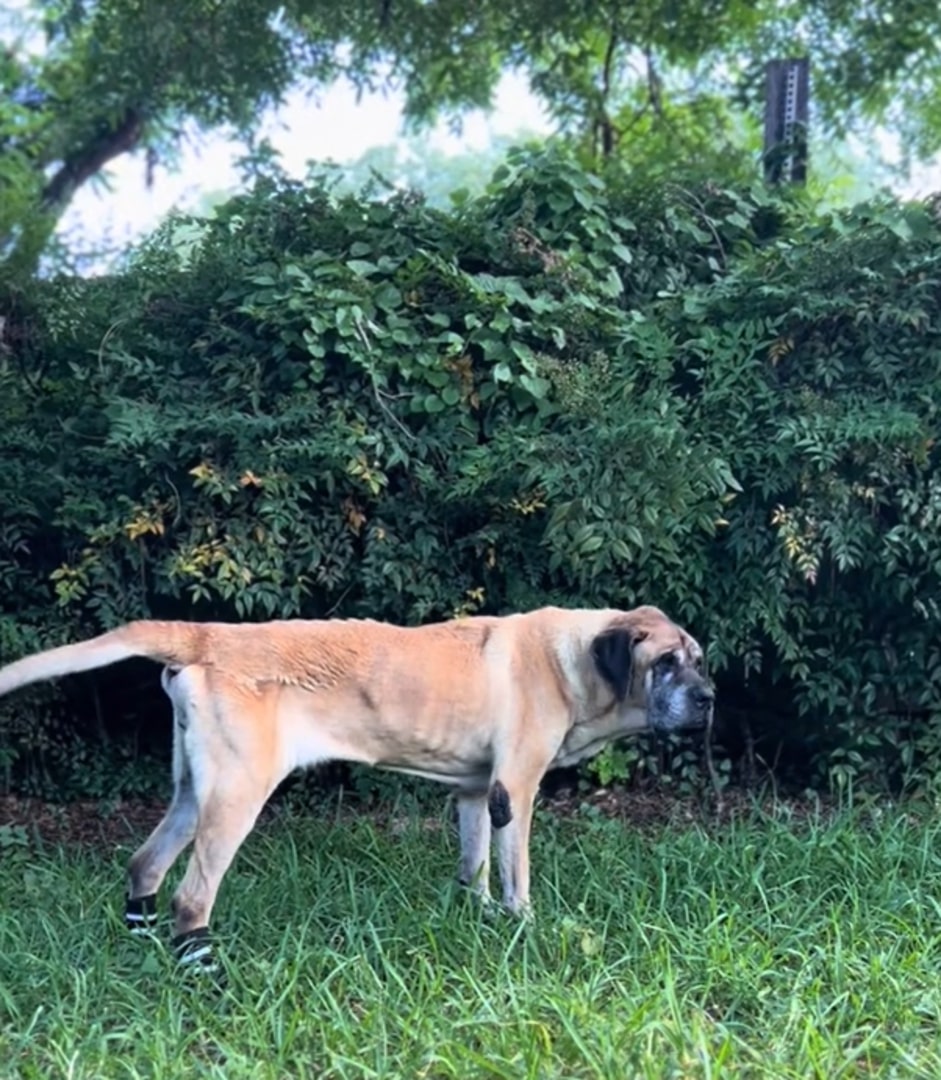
[3,0,941,273]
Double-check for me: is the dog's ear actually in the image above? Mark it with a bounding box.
[591,626,647,701]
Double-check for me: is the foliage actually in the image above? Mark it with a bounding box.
[2,147,941,799]
[7,0,941,271]
[4,803,941,1075]
[670,195,941,792]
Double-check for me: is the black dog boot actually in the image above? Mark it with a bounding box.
[172,927,222,978]
[124,893,159,936]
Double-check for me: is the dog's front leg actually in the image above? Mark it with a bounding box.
[493,784,538,916]
[456,791,492,903]
[488,725,563,916]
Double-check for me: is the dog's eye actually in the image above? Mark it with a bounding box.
[658,653,678,671]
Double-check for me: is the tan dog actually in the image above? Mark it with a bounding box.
[0,606,712,969]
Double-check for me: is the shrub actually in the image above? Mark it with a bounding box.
[1,149,939,799]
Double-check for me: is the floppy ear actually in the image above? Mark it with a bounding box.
[591,626,647,701]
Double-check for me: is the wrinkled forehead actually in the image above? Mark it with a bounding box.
[618,608,702,663]
[635,630,701,664]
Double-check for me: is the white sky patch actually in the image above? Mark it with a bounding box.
[48,72,941,264]
[57,71,553,260]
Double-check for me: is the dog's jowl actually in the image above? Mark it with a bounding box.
[0,605,713,967]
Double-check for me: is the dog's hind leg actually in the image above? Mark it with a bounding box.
[168,683,283,973]
[125,675,198,935]
[125,776,198,935]
[456,791,492,903]
[169,776,273,973]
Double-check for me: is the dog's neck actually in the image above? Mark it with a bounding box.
[552,703,648,770]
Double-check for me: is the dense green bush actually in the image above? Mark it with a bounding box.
[2,148,940,800]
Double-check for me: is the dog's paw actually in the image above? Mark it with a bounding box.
[502,897,534,921]
[457,871,493,900]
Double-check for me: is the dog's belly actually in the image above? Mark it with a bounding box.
[379,762,491,791]
[276,684,494,785]
[372,731,492,790]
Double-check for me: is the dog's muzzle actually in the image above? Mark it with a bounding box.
[648,668,715,733]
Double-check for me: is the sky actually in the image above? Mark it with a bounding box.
[57,72,553,261]
[57,67,941,267]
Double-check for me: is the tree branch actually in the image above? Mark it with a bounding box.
[41,108,147,213]
[645,48,663,118]
[598,24,618,158]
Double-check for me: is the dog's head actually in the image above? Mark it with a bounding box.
[591,606,713,733]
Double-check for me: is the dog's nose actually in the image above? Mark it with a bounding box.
[693,686,715,710]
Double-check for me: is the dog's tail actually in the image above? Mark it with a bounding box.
[0,621,208,698]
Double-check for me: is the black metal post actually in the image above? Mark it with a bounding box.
[764,58,809,184]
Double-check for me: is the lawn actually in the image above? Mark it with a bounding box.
[2,795,941,1078]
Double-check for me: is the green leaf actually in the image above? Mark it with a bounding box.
[374,284,402,311]
[346,259,379,275]
[520,373,550,399]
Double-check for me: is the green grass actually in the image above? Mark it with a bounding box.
[3,798,941,1078]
